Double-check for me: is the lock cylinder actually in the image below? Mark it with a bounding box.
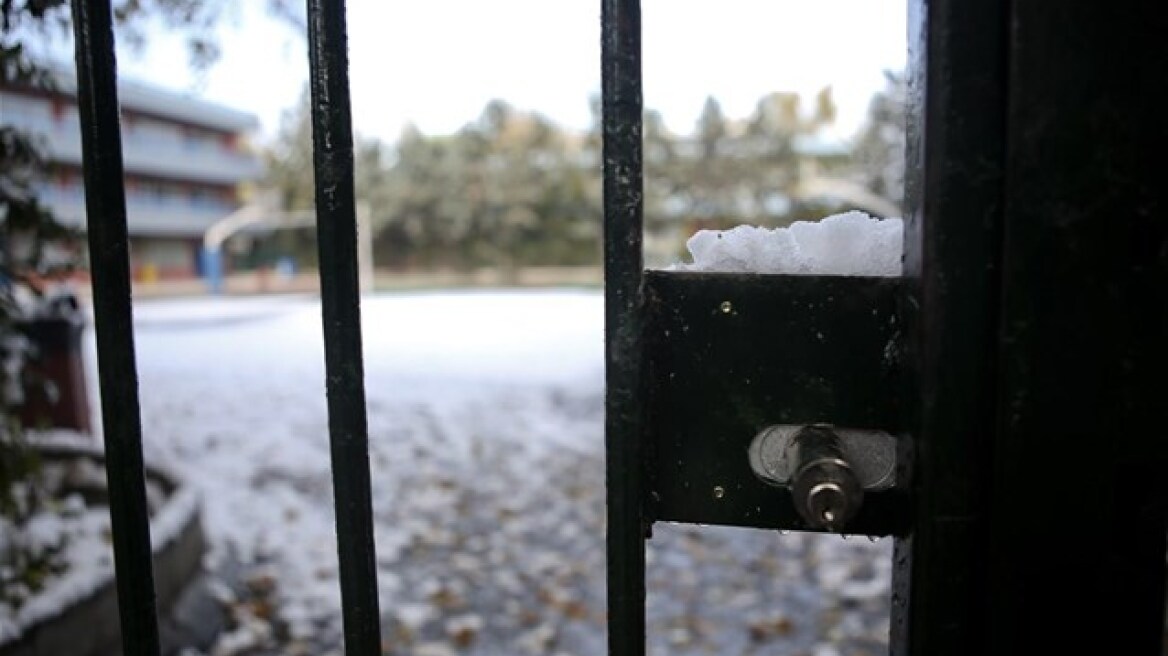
[788,424,863,532]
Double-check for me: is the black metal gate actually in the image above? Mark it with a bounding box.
[71,2,378,654]
[70,0,1166,655]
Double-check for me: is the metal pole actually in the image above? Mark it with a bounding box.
[601,0,647,653]
[305,0,383,653]
[70,2,161,654]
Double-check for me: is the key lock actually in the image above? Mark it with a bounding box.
[748,423,897,532]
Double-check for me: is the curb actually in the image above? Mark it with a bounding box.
[1,444,212,656]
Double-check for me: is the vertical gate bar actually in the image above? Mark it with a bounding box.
[305,1,383,654]
[989,1,1168,652]
[601,0,646,654]
[892,0,1008,654]
[69,2,161,655]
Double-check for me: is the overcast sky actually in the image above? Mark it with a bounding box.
[113,0,906,145]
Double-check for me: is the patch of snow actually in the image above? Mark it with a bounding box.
[0,507,112,643]
[514,622,557,655]
[25,290,893,655]
[0,437,200,645]
[151,482,200,550]
[126,295,307,329]
[394,602,435,631]
[670,210,903,276]
[210,609,273,656]
[413,642,458,656]
[444,613,485,641]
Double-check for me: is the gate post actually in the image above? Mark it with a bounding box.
[897,0,1168,653]
[987,2,1167,652]
[892,0,1009,653]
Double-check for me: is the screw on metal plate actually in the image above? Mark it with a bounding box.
[748,423,896,532]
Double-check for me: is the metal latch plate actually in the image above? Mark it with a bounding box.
[748,425,897,491]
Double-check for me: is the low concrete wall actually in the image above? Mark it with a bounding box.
[1,447,209,656]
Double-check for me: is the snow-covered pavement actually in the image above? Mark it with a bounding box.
[88,291,890,655]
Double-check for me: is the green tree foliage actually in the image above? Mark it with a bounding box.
[744,88,842,217]
[453,101,597,268]
[266,94,600,269]
[664,89,844,232]
[264,85,894,270]
[679,96,735,224]
[264,89,316,213]
[852,71,907,212]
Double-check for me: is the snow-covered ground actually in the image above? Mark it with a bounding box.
[75,290,890,655]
